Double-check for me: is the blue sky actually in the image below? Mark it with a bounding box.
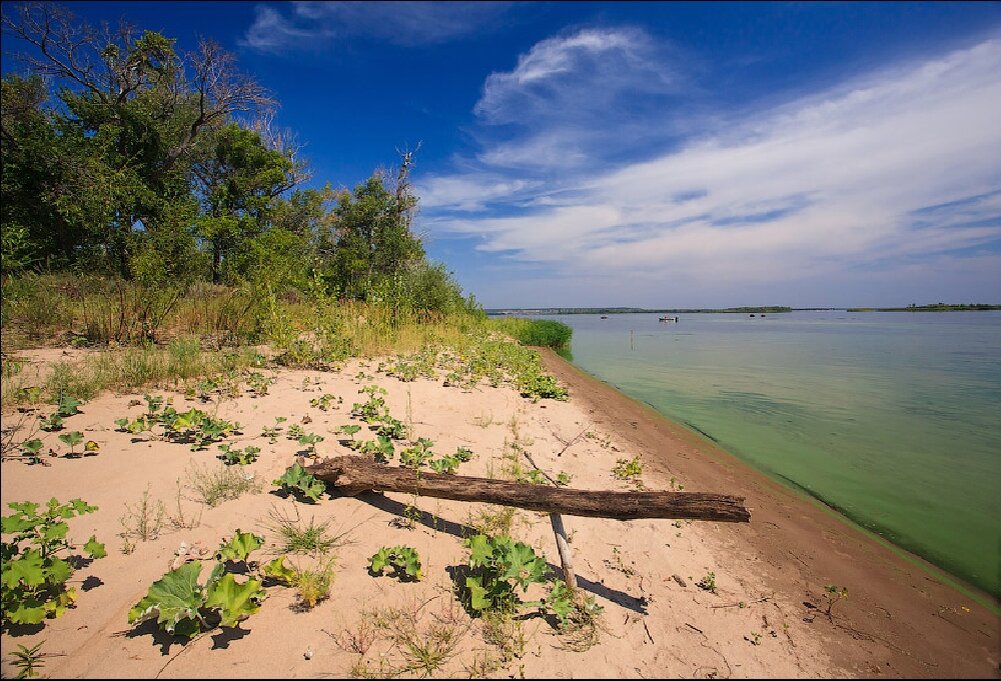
[6,1,1001,307]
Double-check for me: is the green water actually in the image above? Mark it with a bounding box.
[539,311,1001,598]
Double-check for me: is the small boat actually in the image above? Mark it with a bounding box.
[659,315,679,322]
[600,315,608,319]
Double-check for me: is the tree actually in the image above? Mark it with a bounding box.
[191,123,298,282]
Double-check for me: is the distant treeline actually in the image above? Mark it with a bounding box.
[488,306,794,315]
[847,304,1001,312]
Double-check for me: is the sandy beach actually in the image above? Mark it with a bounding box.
[1,348,997,678]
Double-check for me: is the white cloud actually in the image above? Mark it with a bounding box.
[242,1,513,52]
[423,33,1001,305]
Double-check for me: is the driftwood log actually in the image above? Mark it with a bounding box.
[305,456,750,523]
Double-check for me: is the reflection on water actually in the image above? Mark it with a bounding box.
[539,310,1001,597]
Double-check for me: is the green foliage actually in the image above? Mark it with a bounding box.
[261,416,287,442]
[696,571,717,594]
[297,432,324,456]
[1,498,105,629]
[355,434,396,463]
[503,319,573,350]
[55,395,83,417]
[309,393,342,411]
[369,546,423,582]
[218,444,260,465]
[128,529,269,640]
[400,437,435,469]
[428,446,474,474]
[462,534,549,615]
[7,639,46,678]
[37,413,64,432]
[338,424,362,439]
[57,430,84,455]
[273,462,326,503]
[612,455,643,481]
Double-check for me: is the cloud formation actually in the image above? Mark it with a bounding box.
[420,29,1001,306]
[243,1,512,52]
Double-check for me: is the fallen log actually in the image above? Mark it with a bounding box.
[305,456,750,522]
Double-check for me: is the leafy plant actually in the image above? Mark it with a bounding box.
[7,640,46,679]
[400,437,434,469]
[128,531,268,640]
[20,438,44,463]
[356,434,395,463]
[273,462,326,503]
[37,413,64,432]
[612,455,643,481]
[696,571,717,594]
[337,423,362,441]
[541,579,603,635]
[218,444,261,465]
[261,416,287,443]
[261,555,335,610]
[1,498,105,629]
[286,423,306,440]
[369,546,423,581]
[462,534,548,615]
[309,393,342,411]
[186,462,258,507]
[55,395,83,417]
[555,471,573,486]
[57,431,84,456]
[297,432,324,456]
[823,584,849,617]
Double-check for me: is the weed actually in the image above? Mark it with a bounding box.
[7,640,46,679]
[369,546,423,581]
[363,599,469,677]
[290,560,336,610]
[118,486,167,554]
[481,611,527,664]
[263,505,349,556]
[166,479,202,530]
[466,506,518,537]
[186,462,259,507]
[822,584,849,617]
[612,455,643,484]
[696,571,718,594]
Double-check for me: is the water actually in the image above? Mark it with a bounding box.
[537,311,1001,598]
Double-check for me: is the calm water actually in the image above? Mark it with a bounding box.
[536,311,1001,597]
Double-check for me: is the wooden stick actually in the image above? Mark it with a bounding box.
[549,512,577,593]
[305,456,751,522]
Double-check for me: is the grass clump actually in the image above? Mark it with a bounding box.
[263,505,349,556]
[354,599,469,678]
[186,462,259,507]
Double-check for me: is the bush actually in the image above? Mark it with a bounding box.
[505,319,573,350]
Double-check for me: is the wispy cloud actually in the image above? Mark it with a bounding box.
[243,1,513,52]
[420,30,1001,306]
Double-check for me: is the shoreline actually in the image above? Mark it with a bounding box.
[538,348,1000,677]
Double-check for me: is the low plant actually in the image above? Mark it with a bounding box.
[297,432,324,456]
[118,486,167,554]
[369,546,423,581]
[822,584,849,617]
[128,531,268,639]
[355,434,395,463]
[54,395,83,417]
[612,455,643,482]
[1,498,106,628]
[309,393,342,411]
[261,416,287,443]
[57,431,84,456]
[696,571,718,594]
[462,533,548,615]
[218,444,261,465]
[37,413,64,432]
[273,462,326,503]
[186,462,258,507]
[286,423,306,440]
[264,505,349,556]
[20,438,44,464]
[7,640,46,679]
[361,600,469,678]
[400,437,435,469]
[262,555,335,610]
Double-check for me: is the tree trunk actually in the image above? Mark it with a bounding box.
[305,456,751,523]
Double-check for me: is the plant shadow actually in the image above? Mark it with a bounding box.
[356,491,647,614]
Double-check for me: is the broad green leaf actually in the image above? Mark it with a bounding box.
[204,573,265,627]
[128,560,205,638]
[262,556,296,585]
[3,550,45,588]
[466,534,493,568]
[83,535,107,559]
[466,576,491,612]
[45,556,73,586]
[8,598,47,625]
[369,548,390,574]
[215,530,263,563]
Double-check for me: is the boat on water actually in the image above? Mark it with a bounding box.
[659,315,679,322]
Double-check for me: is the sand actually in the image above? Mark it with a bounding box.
[1,348,997,678]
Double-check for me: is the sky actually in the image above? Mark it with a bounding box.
[4,1,1001,308]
